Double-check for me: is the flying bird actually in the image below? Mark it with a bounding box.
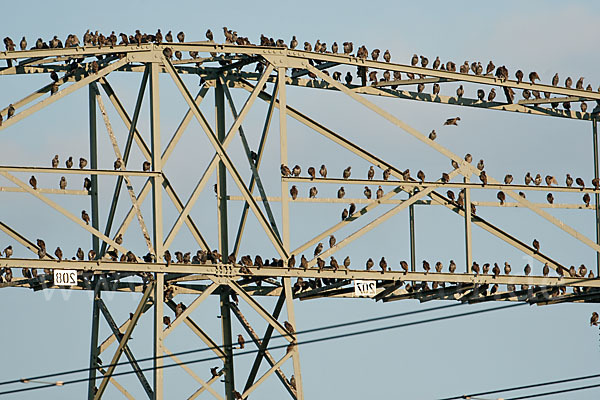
[444,117,460,126]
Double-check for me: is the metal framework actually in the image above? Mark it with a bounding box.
[1,42,600,399]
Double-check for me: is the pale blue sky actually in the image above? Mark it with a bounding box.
[1,1,600,399]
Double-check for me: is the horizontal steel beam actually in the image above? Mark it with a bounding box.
[0,166,159,177]
[0,259,597,288]
[283,177,600,194]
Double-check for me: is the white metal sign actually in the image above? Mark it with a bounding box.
[53,269,77,286]
[354,280,377,297]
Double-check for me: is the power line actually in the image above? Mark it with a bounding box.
[0,302,463,387]
[0,302,524,396]
[504,381,600,399]
[439,372,600,400]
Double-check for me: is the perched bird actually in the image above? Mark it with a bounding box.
[82,210,90,225]
[383,168,391,180]
[345,72,352,85]
[449,260,457,273]
[422,260,430,274]
[54,247,63,261]
[379,257,387,272]
[497,191,505,205]
[309,186,318,198]
[477,159,485,171]
[546,193,554,204]
[84,177,92,191]
[329,235,336,248]
[524,172,533,185]
[163,316,171,328]
[367,166,375,180]
[52,155,59,168]
[366,258,374,271]
[384,50,391,63]
[376,186,384,199]
[552,73,559,86]
[343,166,351,179]
[479,171,487,185]
[543,263,550,277]
[3,245,13,258]
[237,334,245,349]
[319,164,327,178]
[579,264,587,277]
[533,239,540,252]
[591,312,599,327]
[593,178,600,190]
[417,170,425,184]
[29,175,37,190]
[292,165,301,177]
[545,175,557,186]
[314,243,323,257]
[565,76,573,88]
[177,31,185,43]
[79,158,87,169]
[364,186,372,199]
[143,161,151,171]
[487,88,497,102]
[337,187,345,199]
[308,166,316,179]
[114,158,123,170]
[444,117,460,126]
[566,174,573,187]
[576,177,585,189]
[399,260,409,274]
[456,85,464,98]
[584,193,591,207]
[529,71,540,83]
[504,262,511,275]
[341,208,349,220]
[290,185,298,200]
[281,164,291,177]
[504,174,513,184]
[492,263,500,277]
[477,89,485,101]
[447,190,455,202]
[515,70,524,83]
[59,176,67,190]
[348,202,356,215]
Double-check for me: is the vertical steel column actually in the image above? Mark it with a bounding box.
[87,281,101,399]
[464,177,473,273]
[216,79,235,400]
[593,118,600,275]
[279,66,304,399]
[409,204,416,272]
[89,85,99,254]
[150,61,164,400]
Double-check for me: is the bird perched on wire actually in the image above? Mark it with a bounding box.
[343,166,351,179]
[237,334,245,349]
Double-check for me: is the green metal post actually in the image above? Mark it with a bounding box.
[87,280,101,399]
[409,204,416,272]
[216,79,235,400]
[89,84,99,254]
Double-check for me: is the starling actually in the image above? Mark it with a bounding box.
[114,158,123,170]
[379,257,387,272]
[477,159,485,171]
[52,155,59,168]
[497,191,505,205]
[314,243,323,257]
[364,186,372,199]
[376,186,384,199]
[237,334,245,349]
[319,164,327,178]
[82,210,90,225]
[308,166,316,179]
[533,239,540,252]
[591,312,599,327]
[29,175,37,190]
[546,193,554,204]
[504,174,513,184]
[290,185,298,200]
[329,235,336,248]
[337,187,345,199]
[449,260,456,273]
[366,258,374,271]
[343,166,351,179]
[367,166,375,180]
[59,176,67,190]
[309,186,318,198]
[79,158,87,169]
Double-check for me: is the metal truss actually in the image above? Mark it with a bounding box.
[1,42,600,400]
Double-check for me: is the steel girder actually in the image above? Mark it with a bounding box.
[1,44,599,400]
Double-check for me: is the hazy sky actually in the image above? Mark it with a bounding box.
[1,1,600,399]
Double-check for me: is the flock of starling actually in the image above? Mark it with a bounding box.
[24,154,151,194]
[281,157,599,214]
[2,27,598,126]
